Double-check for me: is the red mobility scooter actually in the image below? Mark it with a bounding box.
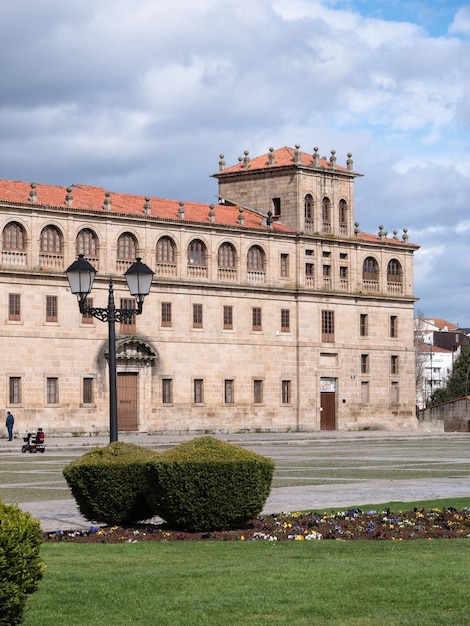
[21,428,45,453]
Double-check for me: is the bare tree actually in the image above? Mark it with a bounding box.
[414,310,428,408]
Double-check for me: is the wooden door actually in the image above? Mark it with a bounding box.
[320,391,336,430]
[117,372,138,431]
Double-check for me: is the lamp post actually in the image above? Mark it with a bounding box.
[66,254,154,443]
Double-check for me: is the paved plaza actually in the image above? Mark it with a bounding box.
[1,431,469,532]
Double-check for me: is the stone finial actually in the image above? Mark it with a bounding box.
[346,153,353,171]
[354,221,360,237]
[266,210,273,227]
[268,147,275,165]
[29,183,37,203]
[393,229,399,240]
[294,144,301,164]
[208,204,215,223]
[378,225,388,239]
[402,228,409,243]
[178,201,185,219]
[238,207,245,226]
[243,150,250,169]
[329,149,337,169]
[313,147,319,166]
[238,156,243,167]
[218,154,225,171]
[143,196,151,215]
[103,191,111,211]
[65,187,73,207]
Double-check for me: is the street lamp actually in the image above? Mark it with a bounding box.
[66,254,154,443]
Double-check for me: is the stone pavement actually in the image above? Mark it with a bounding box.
[3,430,469,532]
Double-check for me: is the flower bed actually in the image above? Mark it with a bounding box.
[44,507,470,543]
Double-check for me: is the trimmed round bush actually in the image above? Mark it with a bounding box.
[63,442,159,525]
[146,436,275,532]
[0,501,44,626]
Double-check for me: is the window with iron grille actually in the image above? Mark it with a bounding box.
[83,378,94,404]
[361,354,369,374]
[161,302,172,327]
[390,315,398,338]
[281,309,290,332]
[193,303,203,328]
[305,263,314,277]
[46,295,58,322]
[47,377,58,404]
[82,297,93,324]
[224,379,234,404]
[360,313,368,337]
[193,379,204,404]
[252,307,262,331]
[9,377,21,404]
[223,305,233,330]
[321,310,335,342]
[281,380,291,404]
[391,355,399,374]
[8,293,21,321]
[253,379,263,404]
[162,379,173,404]
[120,298,136,334]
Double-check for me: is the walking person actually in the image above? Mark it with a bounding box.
[6,411,14,441]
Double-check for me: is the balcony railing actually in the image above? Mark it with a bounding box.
[155,262,177,277]
[218,267,238,282]
[187,264,208,279]
[362,279,379,292]
[387,281,403,294]
[39,253,64,269]
[2,251,27,266]
[247,270,266,284]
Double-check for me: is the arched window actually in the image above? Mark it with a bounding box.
[76,228,98,258]
[2,222,25,250]
[304,194,313,220]
[339,199,347,225]
[218,242,236,268]
[188,239,207,266]
[363,256,379,280]
[387,259,402,282]
[247,245,265,271]
[40,225,62,254]
[156,236,176,263]
[322,197,331,222]
[117,232,137,260]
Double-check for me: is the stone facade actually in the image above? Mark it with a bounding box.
[0,145,419,436]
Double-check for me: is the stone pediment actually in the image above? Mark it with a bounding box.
[114,337,158,363]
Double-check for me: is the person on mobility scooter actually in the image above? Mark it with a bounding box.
[21,428,45,453]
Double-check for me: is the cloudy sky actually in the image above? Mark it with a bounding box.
[1,0,469,325]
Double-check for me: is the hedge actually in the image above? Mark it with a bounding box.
[146,436,275,531]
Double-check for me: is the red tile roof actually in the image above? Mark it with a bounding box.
[422,318,459,331]
[0,179,293,233]
[216,146,354,175]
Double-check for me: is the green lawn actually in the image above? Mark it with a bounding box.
[24,539,470,626]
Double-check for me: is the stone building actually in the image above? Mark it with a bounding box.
[0,145,419,436]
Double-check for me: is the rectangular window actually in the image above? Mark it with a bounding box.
[340,253,348,260]
[8,294,21,321]
[193,303,203,328]
[223,305,233,330]
[161,302,172,327]
[322,251,331,258]
[280,253,289,277]
[272,197,281,216]
[361,381,369,404]
[305,263,314,277]
[120,298,136,334]
[321,310,335,342]
[281,380,291,404]
[83,378,94,404]
[82,297,93,324]
[360,314,368,337]
[253,379,263,404]
[193,379,204,404]
[390,381,399,404]
[361,354,369,374]
[340,266,348,279]
[252,307,262,331]
[46,377,58,404]
[9,377,21,404]
[162,379,173,404]
[391,355,399,374]
[390,315,398,338]
[281,309,290,332]
[46,295,58,322]
[224,379,234,404]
